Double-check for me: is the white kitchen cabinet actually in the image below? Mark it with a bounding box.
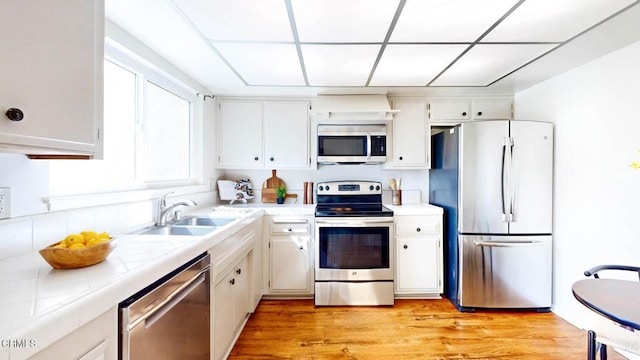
[388,100,430,169]
[217,100,310,169]
[213,255,250,360]
[217,101,263,168]
[428,100,470,125]
[429,98,513,125]
[471,99,513,120]
[263,101,310,168]
[395,215,443,297]
[29,307,117,360]
[263,216,313,295]
[0,0,104,158]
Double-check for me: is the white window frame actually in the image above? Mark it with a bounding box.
[45,39,207,211]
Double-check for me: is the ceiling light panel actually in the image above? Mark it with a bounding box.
[391,0,521,42]
[214,43,305,85]
[291,0,400,42]
[302,45,380,86]
[483,0,636,42]
[173,0,293,41]
[431,44,557,86]
[370,44,468,86]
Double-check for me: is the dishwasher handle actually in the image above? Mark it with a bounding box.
[127,267,208,332]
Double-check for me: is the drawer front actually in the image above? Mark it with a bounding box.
[270,222,310,235]
[395,216,440,235]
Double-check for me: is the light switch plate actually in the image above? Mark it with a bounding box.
[0,187,10,219]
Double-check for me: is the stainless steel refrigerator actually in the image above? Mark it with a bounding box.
[429,120,553,312]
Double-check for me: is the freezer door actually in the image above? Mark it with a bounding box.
[509,121,553,234]
[458,235,552,309]
[459,121,509,234]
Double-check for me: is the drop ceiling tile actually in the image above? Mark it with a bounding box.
[302,44,380,86]
[431,44,557,86]
[214,43,305,86]
[483,0,636,42]
[391,0,521,42]
[370,44,468,86]
[291,0,400,42]
[173,0,293,41]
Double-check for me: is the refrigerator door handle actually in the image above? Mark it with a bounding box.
[501,138,510,222]
[473,240,544,248]
[509,137,516,222]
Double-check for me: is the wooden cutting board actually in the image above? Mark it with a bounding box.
[261,169,297,203]
[264,169,285,189]
[262,169,285,203]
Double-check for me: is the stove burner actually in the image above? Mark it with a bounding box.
[315,181,393,218]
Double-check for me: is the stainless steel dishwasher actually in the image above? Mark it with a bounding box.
[119,253,210,360]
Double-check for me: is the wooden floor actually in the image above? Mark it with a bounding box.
[229,299,626,360]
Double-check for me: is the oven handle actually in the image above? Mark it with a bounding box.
[316,218,393,226]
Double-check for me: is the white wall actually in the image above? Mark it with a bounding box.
[515,40,640,329]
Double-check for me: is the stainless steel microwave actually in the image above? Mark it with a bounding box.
[317,125,387,164]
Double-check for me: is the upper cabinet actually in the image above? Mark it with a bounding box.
[0,0,104,158]
[388,100,430,169]
[217,100,310,169]
[471,100,513,120]
[428,100,471,124]
[429,98,513,126]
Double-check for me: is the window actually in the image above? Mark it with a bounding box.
[49,46,200,196]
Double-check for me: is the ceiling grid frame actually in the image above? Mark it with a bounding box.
[166,0,640,89]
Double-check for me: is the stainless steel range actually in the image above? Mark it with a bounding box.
[314,180,394,306]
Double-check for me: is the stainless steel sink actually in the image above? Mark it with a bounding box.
[138,226,218,236]
[173,217,235,227]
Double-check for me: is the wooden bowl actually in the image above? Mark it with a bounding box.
[39,238,116,269]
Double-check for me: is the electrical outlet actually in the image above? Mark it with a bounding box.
[0,187,11,219]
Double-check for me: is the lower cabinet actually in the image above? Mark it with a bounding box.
[263,216,313,296]
[29,307,117,360]
[394,215,443,297]
[213,255,250,360]
[209,217,262,360]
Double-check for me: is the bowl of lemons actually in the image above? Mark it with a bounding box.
[39,230,115,269]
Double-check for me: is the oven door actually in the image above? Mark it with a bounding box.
[315,217,394,281]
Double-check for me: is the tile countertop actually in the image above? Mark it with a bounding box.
[0,207,267,360]
[0,202,441,359]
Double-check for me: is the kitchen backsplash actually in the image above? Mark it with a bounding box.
[0,192,216,261]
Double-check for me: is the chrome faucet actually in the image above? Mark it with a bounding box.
[155,192,197,226]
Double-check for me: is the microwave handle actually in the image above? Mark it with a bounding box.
[366,134,372,159]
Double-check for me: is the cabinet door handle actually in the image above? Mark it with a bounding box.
[287,227,293,232]
[462,111,467,116]
[477,111,483,116]
[403,244,408,249]
[254,156,259,161]
[230,278,235,285]
[399,156,403,160]
[236,268,242,275]
[5,108,24,121]
[270,157,275,161]
[299,246,304,250]
[416,227,421,232]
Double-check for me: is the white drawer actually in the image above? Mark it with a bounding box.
[395,216,440,235]
[270,221,310,235]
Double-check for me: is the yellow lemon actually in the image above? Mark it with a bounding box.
[80,230,98,241]
[97,231,111,239]
[64,234,85,247]
[68,243,86,250]
[53,244,67,249]
[86,238,107,247]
